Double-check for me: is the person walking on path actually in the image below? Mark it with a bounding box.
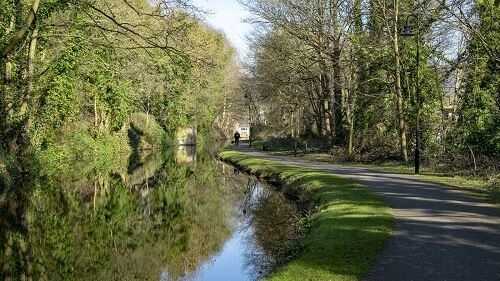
[234,131,240,146]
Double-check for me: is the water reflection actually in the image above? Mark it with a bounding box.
[240,180,302,278]
[0,146,300,281]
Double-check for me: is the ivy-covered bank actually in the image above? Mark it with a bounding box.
[218,150,394,281]
[1,0,239,165]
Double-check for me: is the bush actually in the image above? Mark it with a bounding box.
[129,113,169,149]
[0,149,21,192]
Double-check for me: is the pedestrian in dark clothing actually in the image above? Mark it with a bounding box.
[234,131,240,146]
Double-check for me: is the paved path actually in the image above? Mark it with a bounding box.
[235,144,500,281]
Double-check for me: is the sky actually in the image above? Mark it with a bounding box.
[191,0,253,58]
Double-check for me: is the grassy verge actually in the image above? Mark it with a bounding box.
[218,149,394,281]
[250,142,499,204]
[297,153,500,204]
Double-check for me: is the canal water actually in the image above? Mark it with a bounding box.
[0,145,300,280]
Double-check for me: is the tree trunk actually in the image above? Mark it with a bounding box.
[331,43,343,146]
[18,28,38,117]
[2,0,40,153]
[94,94,98,130]
[348,115,354,155]
[1,0,41,58]
[2,15,15,122]
[316,108,323,136]
[319,73,332,137]
[324,98,331,137]
[393,0,408,161]
[453,67,463,122]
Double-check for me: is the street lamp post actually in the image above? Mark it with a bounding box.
[401,13,421,175]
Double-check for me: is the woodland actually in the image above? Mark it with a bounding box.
[241,0,498,175]
[1,0,498,179]
[0,0,241,175]
[0,0,498,279]
[1,2,244,278]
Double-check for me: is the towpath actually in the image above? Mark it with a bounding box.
[235,144,500,281]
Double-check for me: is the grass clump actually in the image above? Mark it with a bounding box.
[218,150,394,281]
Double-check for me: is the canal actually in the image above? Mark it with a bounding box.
[0,145,301,280]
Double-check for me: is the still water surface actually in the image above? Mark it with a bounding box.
[1,146,300,280]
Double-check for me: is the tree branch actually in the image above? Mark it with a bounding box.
[1,0,41,58]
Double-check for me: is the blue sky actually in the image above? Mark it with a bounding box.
[192,0,253,57]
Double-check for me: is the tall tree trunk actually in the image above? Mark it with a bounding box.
[94,94,98,131]
[18,28,38,117]
[316,104,323,136]
[7,28,40,154]
[346,86,356,155]
[453,67,463,122]
[321,74,332,139]
[1,0,41,58]
[2,16,15,151]
[348,114,354,154]
[2,0,40,153]
[3,15,15,109]
[331,43,343,145]
[393,0,408,161]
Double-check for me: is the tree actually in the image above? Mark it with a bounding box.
[242,0,499,171]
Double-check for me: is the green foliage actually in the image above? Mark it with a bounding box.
[0,148,21,191]
[0,1,15,48]
[129,113,169,148]
[244,0,499,175]
[458,1,500,157]
[36,130,131,177]
[32,39,81,145]
[0,0,238,158]
[102,85,133,131]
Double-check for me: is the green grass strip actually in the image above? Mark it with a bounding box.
[298,153,500,205]
[218,150,394,281]
[254,145,498,204]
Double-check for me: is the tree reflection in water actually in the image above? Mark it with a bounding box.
[0,147,302,281]
[238,179,302,279]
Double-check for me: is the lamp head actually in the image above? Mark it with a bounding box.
[401,25,414,37]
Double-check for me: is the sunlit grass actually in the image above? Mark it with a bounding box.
[249,144,499,205]
[299,153,500,205]
[218,150,394,281]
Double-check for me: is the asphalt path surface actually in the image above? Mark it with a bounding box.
[234,144,500,281]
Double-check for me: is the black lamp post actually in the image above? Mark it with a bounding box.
[401,13,421,175]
